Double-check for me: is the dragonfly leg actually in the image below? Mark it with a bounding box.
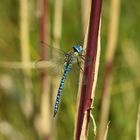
[79,55,86,60]
[76,57,84,72]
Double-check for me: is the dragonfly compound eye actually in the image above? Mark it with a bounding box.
[73,45,83,54]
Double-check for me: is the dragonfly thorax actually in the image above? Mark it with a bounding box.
[64,52,77,64]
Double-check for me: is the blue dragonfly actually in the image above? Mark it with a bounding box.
[53,45,84,117]
[38,43,85,117]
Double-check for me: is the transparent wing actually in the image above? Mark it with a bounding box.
[36,43,67,76]
[35,61,64,77]
[40,42,66,59]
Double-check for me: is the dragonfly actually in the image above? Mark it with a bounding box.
[38,43,86,117]
[52,45,84,117]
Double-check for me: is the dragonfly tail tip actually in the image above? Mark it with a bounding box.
[53,112,57,117]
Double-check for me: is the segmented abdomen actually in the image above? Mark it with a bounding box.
[53,63,71,117]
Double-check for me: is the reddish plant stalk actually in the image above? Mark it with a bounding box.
[39,0,48,109]
[39,1,51,140]
[75,0,102,139]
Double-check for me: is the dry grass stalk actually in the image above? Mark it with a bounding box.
[81,0,91,34]
[0,61,35,69]
[103,122,110,140]
[19,0,33,118]
[136,104,140,140]
[50,0,63,139]
[35,0,52,138]
[97,0,120,139]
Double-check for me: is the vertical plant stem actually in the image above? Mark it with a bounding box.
[97,0,120,139]
[19,0,33,118]
[81,0,91,34]
[74,0,102,139]
[136,104,140,140]
[52,0,63,49]
[51,0,63,138]
[38,0,51,139]
[39,0,47,109]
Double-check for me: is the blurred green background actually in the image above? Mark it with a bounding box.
[0,0,140,140]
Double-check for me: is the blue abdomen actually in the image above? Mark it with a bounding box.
[53,63,71,117]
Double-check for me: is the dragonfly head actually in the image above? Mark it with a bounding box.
[73,45,83,54]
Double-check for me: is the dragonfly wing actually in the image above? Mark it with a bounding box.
[36,42,67,76]
[35,56,65,76]
[40,42,66,57]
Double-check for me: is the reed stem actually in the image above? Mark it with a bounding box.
[19,0,33,118]
[38,0,51,139]
[74,0,102,139]
[97,0,120,139]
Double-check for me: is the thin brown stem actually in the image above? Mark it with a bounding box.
[38,0,51,140]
